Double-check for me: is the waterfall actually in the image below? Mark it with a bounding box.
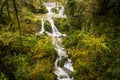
[58,6,66,18]
[36,18,45,35]
[36,2,74,80]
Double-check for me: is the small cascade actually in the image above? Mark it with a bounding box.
[47,17,61,36]
[46,6,52,14]
[36,18,45,35]
[36,2,74,80]
[44,3,56,14]
[58,6,66,18]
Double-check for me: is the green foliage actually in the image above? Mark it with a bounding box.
[27,58,55,80]
[44,20,52,32]
[0,31,18,46]
[62,27,119,79]
[54,18,71,33]
[65,0,76,17]
[32,36,56,59]
[27,36,56,80]
[2,54,29,80]
[0,73,8,80]
[51,8,59,14]
[0,30,56,79]
[63,30,108,56]
[21,0,48,13]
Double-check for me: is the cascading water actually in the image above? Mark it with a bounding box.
[58,6,66,18]
[36,18,45,35]
[36,2,74,80]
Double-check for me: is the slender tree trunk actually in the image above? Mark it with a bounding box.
[12,0,22,46]
[6,0,11,20]
[0,0,6,16]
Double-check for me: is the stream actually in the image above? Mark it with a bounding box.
[36,2,74,80]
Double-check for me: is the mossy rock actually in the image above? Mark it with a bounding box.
[51,8,59,14]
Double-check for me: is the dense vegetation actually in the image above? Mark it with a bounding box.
[0,0,120,80]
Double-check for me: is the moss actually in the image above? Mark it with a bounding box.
[51,8,59,14]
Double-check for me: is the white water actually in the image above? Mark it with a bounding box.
[36,2,74,80]
[36,18,45,35]
[58,6,66,18]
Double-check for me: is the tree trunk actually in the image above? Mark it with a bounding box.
[12,0,22,46]
[6,0,11,20]
[0,0,7,16]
